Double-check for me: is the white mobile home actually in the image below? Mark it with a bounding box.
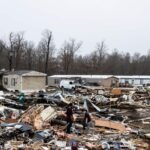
[117,76,150,85]
[3,70,46,92]
[48,75,114,86]
[48,75,150,86]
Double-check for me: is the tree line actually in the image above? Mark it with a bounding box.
[0,30,150,75]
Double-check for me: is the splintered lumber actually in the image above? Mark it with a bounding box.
[94,118,127,132]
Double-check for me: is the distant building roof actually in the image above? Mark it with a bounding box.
[49,75,150,79]
[49,75,114,79]
[0,70,7,75]
[8,70,31,75]
[117,75,150,79]
[5,70,47,76]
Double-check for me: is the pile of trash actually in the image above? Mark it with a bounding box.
[0,86,149,150]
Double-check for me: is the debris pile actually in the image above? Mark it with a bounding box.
[0,86,149,150]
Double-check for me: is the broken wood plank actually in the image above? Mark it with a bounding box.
[94,118,127,132]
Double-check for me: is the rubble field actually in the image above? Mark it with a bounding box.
[0,86,149,150]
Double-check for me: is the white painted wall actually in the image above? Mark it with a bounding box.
[3,74,21,91]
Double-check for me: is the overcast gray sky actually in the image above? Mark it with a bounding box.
[0,0,150,55]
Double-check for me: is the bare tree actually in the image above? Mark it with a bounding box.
[95,41,107,73]
[23,41,35,70]
[8,32,25,70]
[9,33,14,52]
[0,30,150,75]
[39,29,55,75]
[59,39,82,74]
[0,39,7,69]
[14,32,24,69]
[8,33,15,71]
[36,42,46,72]
[0,40,6,53]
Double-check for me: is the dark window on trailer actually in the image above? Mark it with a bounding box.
[54,79,59,84]
[140,79,143,85]
[4,77,8,85]
[11,78,17,86]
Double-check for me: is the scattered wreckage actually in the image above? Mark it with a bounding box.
[0,85,149,150]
